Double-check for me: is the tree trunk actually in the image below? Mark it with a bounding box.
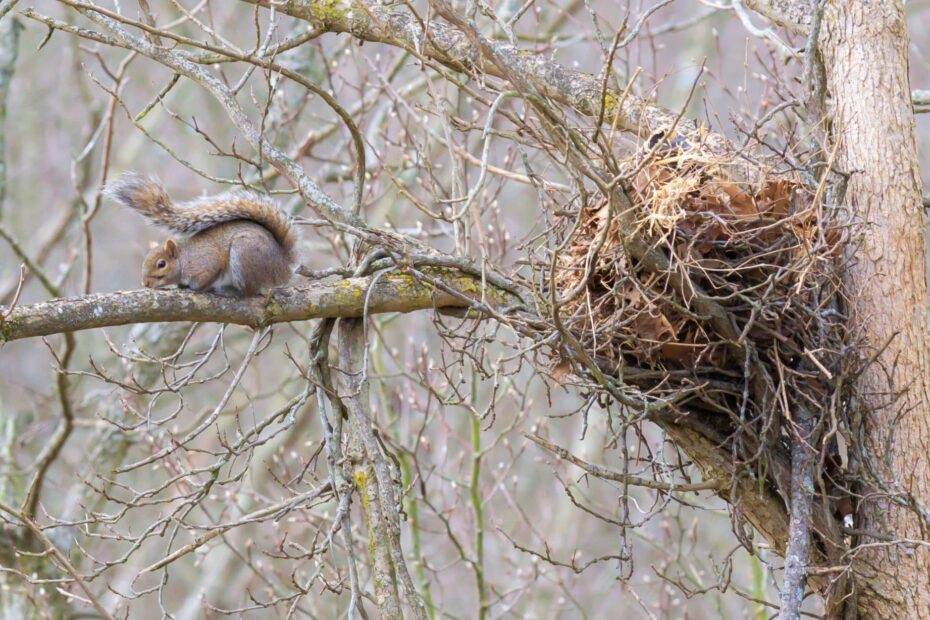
[822,1,930,616]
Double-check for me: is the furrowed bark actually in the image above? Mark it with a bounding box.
[821,0,930,616]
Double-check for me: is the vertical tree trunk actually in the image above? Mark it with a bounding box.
[822,1,930,616]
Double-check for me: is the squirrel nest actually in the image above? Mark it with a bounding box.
[552,146,854,432]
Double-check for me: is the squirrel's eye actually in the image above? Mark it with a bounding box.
[156,259,167,269]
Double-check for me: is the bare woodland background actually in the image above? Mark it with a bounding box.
[0,0,929,618]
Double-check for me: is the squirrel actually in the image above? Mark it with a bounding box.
[105,174,297,296]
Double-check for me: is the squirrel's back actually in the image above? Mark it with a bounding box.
[105,173,295,258]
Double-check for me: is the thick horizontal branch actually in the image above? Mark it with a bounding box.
[0,271,517,342]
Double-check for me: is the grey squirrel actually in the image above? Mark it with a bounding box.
[106,174,297,296]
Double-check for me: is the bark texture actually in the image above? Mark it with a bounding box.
[0,271,520,342]
[743,0,810,34]
[822,1,930,616]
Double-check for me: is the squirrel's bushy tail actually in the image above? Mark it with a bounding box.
[105,173,295,257]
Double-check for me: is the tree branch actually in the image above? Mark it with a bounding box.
[742,0,811,35]
[239,0,724,149]
[338,318,427,619]
[915,89,930,112]
[65,0,365,230]
[0,271,518,342]
[525,432,725,492]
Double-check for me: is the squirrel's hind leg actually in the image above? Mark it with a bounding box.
[185,253,226,293]
[228,235,288,296]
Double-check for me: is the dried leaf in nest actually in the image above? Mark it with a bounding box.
[548,357,574,382]
[552,155,826,374]
[546,148,852,532]
[757,178,793,217]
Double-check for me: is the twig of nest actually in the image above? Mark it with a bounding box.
[547,145,864,568]
[556,151,845,380]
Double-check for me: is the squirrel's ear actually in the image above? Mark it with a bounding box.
[148,240,159,251]
[164,239,179,258]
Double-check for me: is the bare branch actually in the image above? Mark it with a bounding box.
[240,0,726,149]
[66,0,365,229]
[0,501,114,620]
[525,432,724,492]
[0,271,520,342]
